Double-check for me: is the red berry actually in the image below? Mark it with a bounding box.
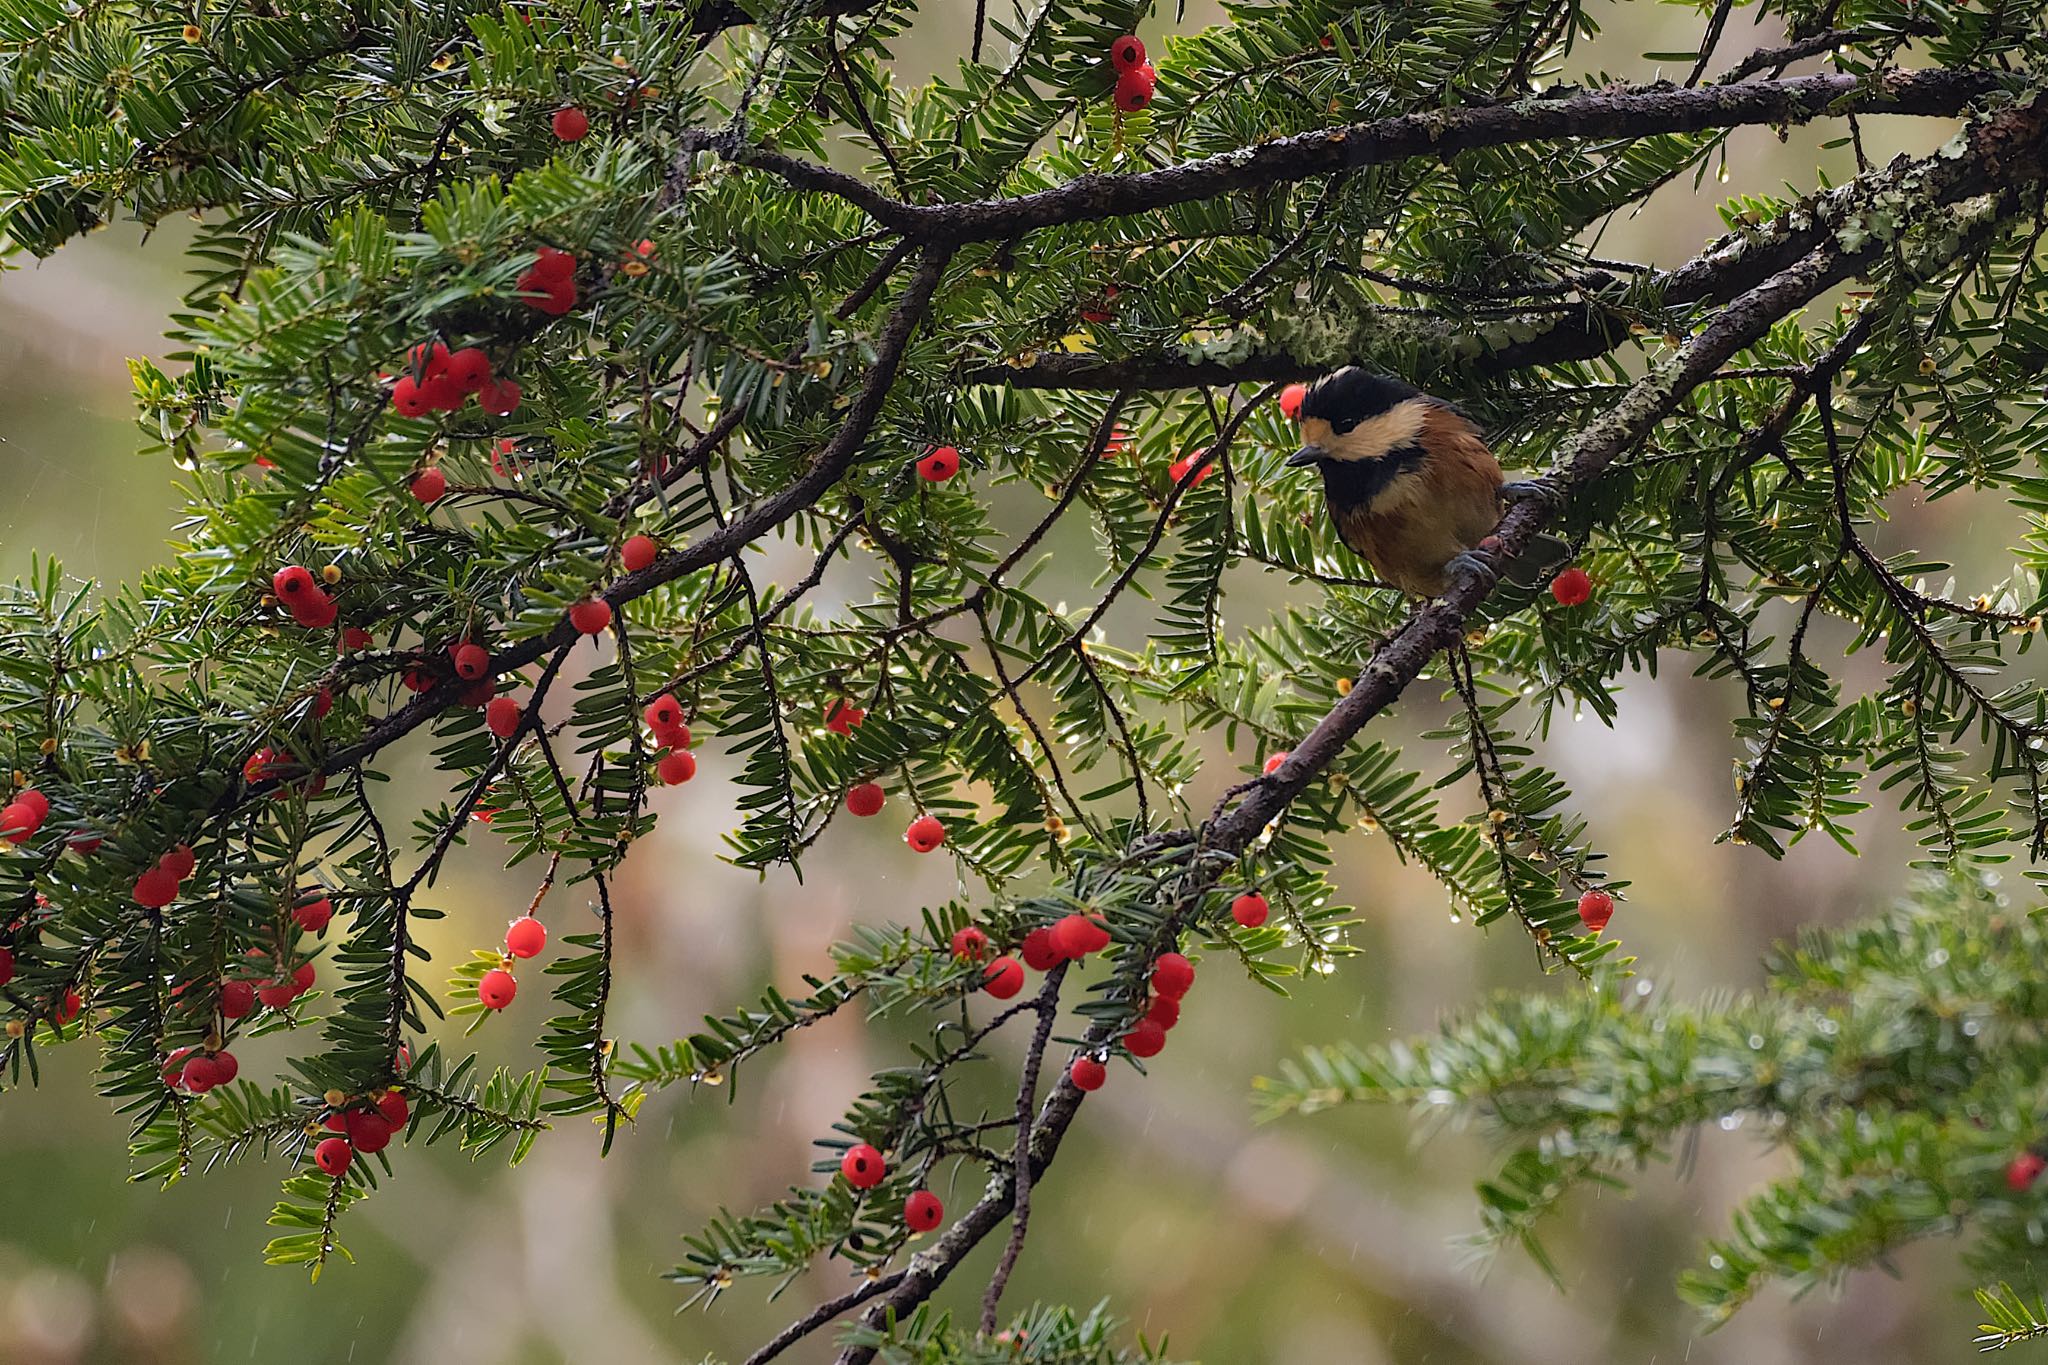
[1231,892,1270,929]
[478,376,524,415]
[445,347,492,393]
[272,565,315,599]
[257,979,297,1009]
[419,370,465,411]
[402,667,435,693]
[1125,1019,1167,1058]
[57,989,81,1024]
[211,1050,240,1085]
[1263,751,1289,775]
[845,782,885,817]
[949,926,989,962]
[344,1109,393,1154]
[1113,65,1157,112]
[161,1045,194,1087]
[1069,1056,1106,1091]
[551,106,590,142]
[161,845,196,879]
[1551,566,1593,607]
[391,375,430,417]
[982,956,1025,999]
[1109,34,1146,69]
[312,686,334,718]
[180,1053,225,1093]
[313,1137,353,1176]
[657,749,697,785]
[294,895,334,934]
[1167,453,1211,486]
[505,916,547,959]
[411,467,447,504]
[1020,927,1062,972]
[2,802,37,844]
[905,814,946,853]
[1578,889,1615,933]
[376,1089,409,1128]
[342,627,373,652]
[1151,951,1194,1000]
[1051,912,1110,959]
[569,598,612,635]
[479,968,517,1010]
[292,962,315,992]
[447,642,488,680]
[904,1190,944,1233]
[68,833,102,855]
[133,866,180,909]
[517,269,578,316]
[840,1143,886,1189]
[485,696,522,739]
[643,694,684,732]
[13,788,47,822]
[2009,1152,2046,1192]
[291,588,338,629]
[0,947,13,988]
[408,340,451,378]
[533,247,576,283]
[1278,383,1308,420]
[824,700,865,735]
[621,534,658,573]
[917,445,961,482]
[219,979,255,1019]
[1144,994,1180,1029]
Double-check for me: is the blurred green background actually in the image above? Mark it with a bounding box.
[0,5,2018,1362]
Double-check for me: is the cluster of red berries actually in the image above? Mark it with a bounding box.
[824,702,892,818]
[1067,951,1196,1090]
[313,1087,410,1176]
[273,564,338,628]
[162,1043,240,1093]
[834,1142,945,1233]
[965,909,1125,1002]
[251,951,318,1010]
[1551,566,1594,607]
[644,693,697,785]
[1,787,48,846]
[477,915,548,1011]
[132,844,197,909]
[517,245,579,317]
[1577,888,1615,933]
[391,341,520,420]
[1108,35,1157,112]
[917,445,961,483]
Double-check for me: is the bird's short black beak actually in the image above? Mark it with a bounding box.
[1285,445,1326,469]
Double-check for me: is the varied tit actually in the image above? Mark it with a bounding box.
[1286,368,1567,598]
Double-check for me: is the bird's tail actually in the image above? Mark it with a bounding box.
[1499,531,1573,590]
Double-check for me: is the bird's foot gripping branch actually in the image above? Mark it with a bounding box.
[4,2,2048,1361]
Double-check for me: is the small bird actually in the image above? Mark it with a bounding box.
[1287,368,1566,598]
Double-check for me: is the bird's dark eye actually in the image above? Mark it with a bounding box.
[1330,416,1359,435]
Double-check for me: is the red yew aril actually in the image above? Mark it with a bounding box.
[1125,1019,1167,1058]
[314,1137,353,1176]
[643,694,684,732]
[56,990,81,1025]
[161,1045,194,1087]
[551,106,590,142]
[312,686,334,718]
[294,895,334,934]
[845,782,885,817]
[621,534,658,572]
[211,1050,239,1085]
[485,696,522,739]
[479,968,517,1010]
[391,375,431,417]
[452,643,491,680]
[949,926,989,962]
[904,1190,943,1233]
[13,789,47,822]
[180,1053,225,1093]
[840,1143,885,1189]
[533,247,575,282]
[2009,1151,2046,1192]
[1020,927,1062,972]
[410,467,447,503]
[273,565,315,599]
[292,962,315,993]
[657,749,697,785]
[419,370,464,411]
[445,347,492,392]
[409,340,451,378]
[1151,951,1194,1000]
[376,1089,410,1128]
[291,589,338,628]
[478,376,523,415]
[1051,912,1111,959]
[1144,995,1180,1029]
[1551,566,1593,607]
[133,866,180,909]
[824,700,865,735]
[1069,1056,1106,1091]
[1263,751,1289,775]
[1231,892,1270,928]
[917,445,961,482]
[1,802,36,844]
[905,814,946,853]
[257,979,298,1009]
[344,1110,393,1154]
[342,627,373,652]
[505,916,546,959]
[1113,64,1157,112]
[1110,34,1146,69]
[1278,383,1308,419]
[982,956,1025,999]
[219,979,255,1019]
[1578,889,1615,932]
[569,598,612,635]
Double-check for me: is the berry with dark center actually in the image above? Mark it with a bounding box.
[1051,912,1110,959]
[569,598,612,635]
[1551,566,1593,607]
[949,926,989,962]
[845,782,885,817]
[840,1143,886,1189]
[2009,1152,2046,1192]
[485,696,522,739]
[1578,889,1615,932]
[294,895,334,934]
[445,347,492,392]
[391,376,431,417]
[905,814,946,853]
[643,694,684,733]
[1110,34,1145,69]
[1151,951,1194,1000]
[505,916,546,959]
[657,749,697,785]
[313,1137,353,1176]
[1125,1019,1167,1058]
[180,1052,225,1093]
[1113,63,1157,112]
[551,107,590,142]
[1278,383,1308,420]
[219,979,255,1019]
[410,467,447,503]
[479,968,517,1010]
[621,534,658,572]
[273,565,315,599]
[452,643,491,680]
[981,956,1025,999]
[904,1190,944,1233]
[1231,892,1270,928]
[1021,927,1062,971]
[1069,1056,1106,1091]
[917,445,961,482]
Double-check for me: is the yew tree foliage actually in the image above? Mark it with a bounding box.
[4,0,2048,1358]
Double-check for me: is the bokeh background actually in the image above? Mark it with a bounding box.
[0,5,2017,1362]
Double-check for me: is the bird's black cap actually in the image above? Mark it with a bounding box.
[1299,368,1422,423]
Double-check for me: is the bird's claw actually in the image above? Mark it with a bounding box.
[1445,548,1498,595]
[1499,476,1564,508]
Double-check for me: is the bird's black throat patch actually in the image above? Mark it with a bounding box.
[1317,442,1428,514]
